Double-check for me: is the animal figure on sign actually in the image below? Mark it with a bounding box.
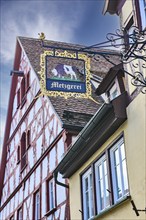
[51,64,83,80]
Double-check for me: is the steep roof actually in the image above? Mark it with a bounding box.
[17,36,121,128]
[0,36,121,201]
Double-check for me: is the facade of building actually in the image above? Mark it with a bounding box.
[0,37,119,219]
[55,1,146,220]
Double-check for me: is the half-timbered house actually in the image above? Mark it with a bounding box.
[0,36,120,220]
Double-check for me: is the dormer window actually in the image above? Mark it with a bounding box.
[95,64,126,102]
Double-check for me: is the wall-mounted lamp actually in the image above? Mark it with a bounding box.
[10,70,24,77]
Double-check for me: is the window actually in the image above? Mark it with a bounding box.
[47,178,56,211]
[26,71,30,91]
[21,132,27,170]
[108,82,119,101]
[81,136,129,218]
[17,207,23,220]
[34,190,40,220]
[110,138,129,202]
[17,145,21,164]
[95,155,110,213]
[82,168,94,220]
[21,77,26,102]
[26,130,31,149]
[17,88,20,107]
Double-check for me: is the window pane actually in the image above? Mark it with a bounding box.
[82,169,93,220]
[110,138,129,203]
[95,156,110,213]
[115,164,122,199]
[122,160,129,193]
[114,148,119,166]
[121,143,125,160]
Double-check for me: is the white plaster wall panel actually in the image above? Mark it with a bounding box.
[36,134,42,160]
[14,191,19,210]
[44,125,51,147]
[28,107,34,125]
[18,187,23,205]
[49,148,56,172]
[32,78,40,97]
[36,97,43,113]
[44,101,50,123]
[13,94,17,116]
[57,122,62,135]
[15,131,20,148]
[4,167,8,184]
[26,90,32,106]
[15,166,20,187]
[21,121,26,134]
[35,165,41,188]
[9,175,14,195]
[0,209,3,220]
[9,139,15,155]
[35,111,43,137]
[29,172,34,194]
[10,197,14,214]
[56,173,66,205]
[41,182,46,217]
[42,156,48,180]
[23,201,27,220]
[55,209,60,219]
[28,147,34,169]
[50,132,54,145]
[31,119,37,142]
[21,167,27,179]
[24,197,32,219]
[24,179,29,199]
[27,197,33,220]
[60,204,66,220]
[54,117,58,136]
[21,101,26,115]
[8,200,11,217]
[57,137,64,163]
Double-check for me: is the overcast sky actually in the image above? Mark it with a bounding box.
[0,0,120,154]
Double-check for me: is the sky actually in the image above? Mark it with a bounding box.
[0,0,120,156]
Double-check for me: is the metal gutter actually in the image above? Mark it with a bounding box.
[54,103,112,179]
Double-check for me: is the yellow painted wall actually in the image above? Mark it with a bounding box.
[69,93,146,220]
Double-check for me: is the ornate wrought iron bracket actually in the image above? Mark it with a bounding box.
[81,26,146,93]
[41,26,146,93]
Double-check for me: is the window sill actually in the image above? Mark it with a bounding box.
[45,208,57,217]
[92,195,131,220]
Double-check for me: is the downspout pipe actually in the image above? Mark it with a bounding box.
[53,171,69,188]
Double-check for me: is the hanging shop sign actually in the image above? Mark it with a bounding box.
[39,49,91,99]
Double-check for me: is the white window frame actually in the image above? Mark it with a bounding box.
[48,178,55,210]
[95,155,110,213]
[82,168,94,220]
[110,138,129,203]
